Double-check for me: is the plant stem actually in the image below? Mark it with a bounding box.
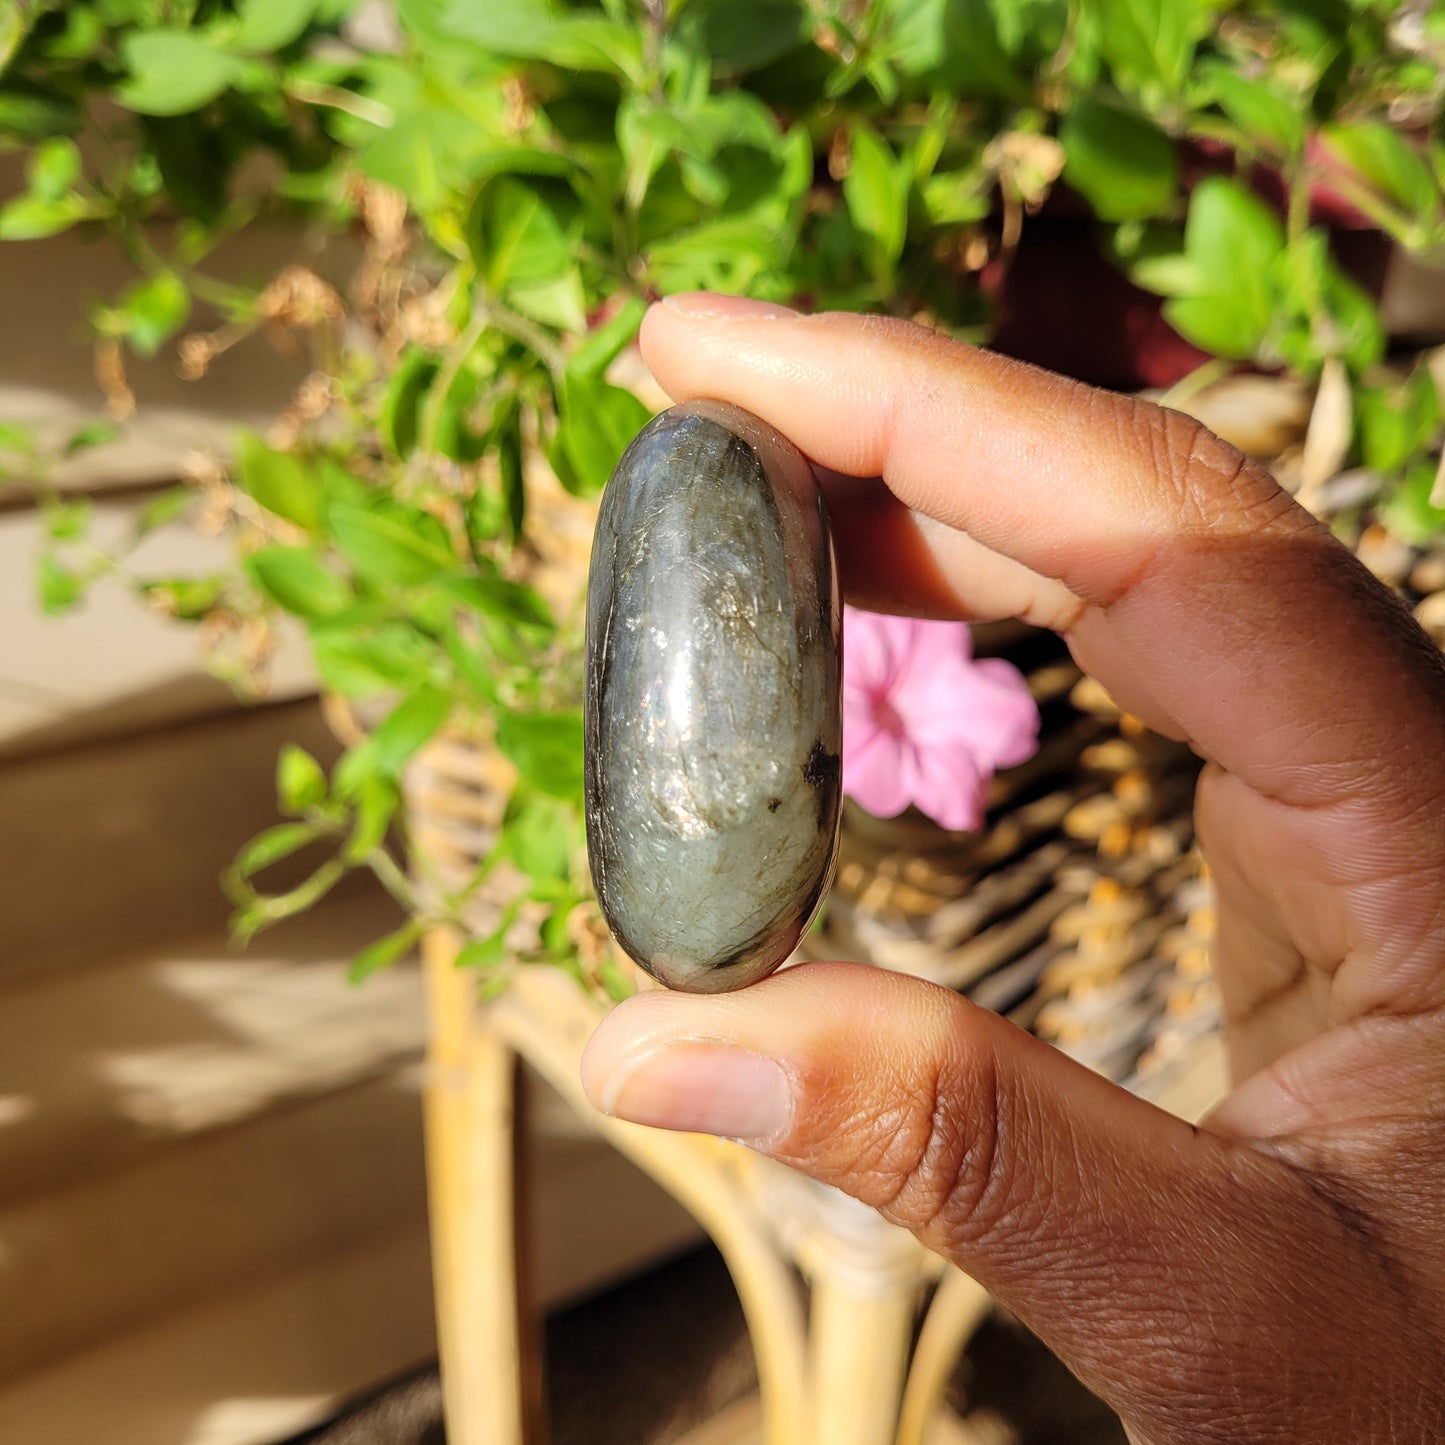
[643,0,667,100]
[284,79,395,130]
[482,297,568,377]
[420,300,491,457]
[1285,165,1310,249]
[1159,356,1234,408]
[364,844,432,917]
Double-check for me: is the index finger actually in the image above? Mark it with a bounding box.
[639,294,1445,815]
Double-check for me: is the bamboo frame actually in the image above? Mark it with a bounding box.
[423,936,996,1445]
[423,929,539,1444]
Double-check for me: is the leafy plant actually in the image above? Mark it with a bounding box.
[4,0,1444,989]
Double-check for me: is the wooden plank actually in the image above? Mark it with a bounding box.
[0,697,353,987]
[0,1070,429,1382]
[0,501,314,758]
[0,1224,436,1445]
[0,892,418,1205]
[0,1078,704,1409]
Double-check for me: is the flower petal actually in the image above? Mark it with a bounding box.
[842,606,910,698]
[894,649,1040,773]
[904,736,989,833]
[966,658,1043,768]
[841,686,885,774]
[839,608,1039,829]
[842,722,912,819]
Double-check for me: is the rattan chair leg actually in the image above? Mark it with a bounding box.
[894,1269,992,1445]
[424,929,536,1445]
[491,966,813,1445]
[808,1265,919,1445]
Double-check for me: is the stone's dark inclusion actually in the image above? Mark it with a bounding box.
[583,399,843,993]
[802,740,840,790]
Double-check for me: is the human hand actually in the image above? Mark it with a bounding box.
[581,294,1445,1443]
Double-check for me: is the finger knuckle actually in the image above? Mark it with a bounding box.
[1081,394,1306,608]
[861,1040,1029,1253]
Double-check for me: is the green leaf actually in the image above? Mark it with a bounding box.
[348,921,422,982]
[121,273,191,357]
[117,31,243,116]
[1320,122,1440,224]
[137,485,196,534]
[503,793,573,882]
[843,123,909,284]
[368,684,452,777]
[496,399,527,542]
[235,0,321,52]
[235,433,326,530]
[66,421,122,456]
[442,571,554,632]
[141,576,224,620]
[0,4,24,73]
[495,708,583,799]
[539,903,576,958]
[456,933,508,970]
[0,84,81,140]
[471,175,576,295]
[231,821,321,880]
[1061,99,1177,222]
[1160,178,1285,360]
[687,0,809,74]
[888,0,1032,100]
[44,498,91,543]
[277,744,328,815]
[1320,263,1386,374]
[509,270,588,333]
[312,623,438,696]
[644,213,789,295]
[247,545,353,619]
[555,374,652,496]
[28,137,81,201]
[475,970,513,1001]
[1357,370,1440,477]
[920,167,991,226]
[1091,0,1198,99]
[1275,230,1386,373]
[329,501,456,587]
[599,957,634,1002]
[357,98,491,213]
[570,297,648,380]
[0,421,33,452]
[379,349,429,459]
[38,556,84,615]
[1379,460,1445,547]
[1198,64,1303,157]
[438,616,495,703]
[0,193,87,241]
[377,352,487,463]
[434,0,644,79]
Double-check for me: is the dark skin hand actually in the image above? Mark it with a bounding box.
[581,293,1445,1444]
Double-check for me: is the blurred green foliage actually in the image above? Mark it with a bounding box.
[2,0,1443,986]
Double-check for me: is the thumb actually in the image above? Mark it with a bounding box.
[580,962,1376,1439]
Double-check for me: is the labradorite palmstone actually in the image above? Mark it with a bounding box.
[584,400,842,993]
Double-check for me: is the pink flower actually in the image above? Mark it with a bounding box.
[842,606,1040,833]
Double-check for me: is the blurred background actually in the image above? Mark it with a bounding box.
[1,1,1443,1442]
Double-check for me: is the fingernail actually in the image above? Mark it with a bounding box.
[597,1043,794,1143]
[660,291,800,322]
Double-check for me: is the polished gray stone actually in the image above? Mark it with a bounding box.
[584,399,842,992]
